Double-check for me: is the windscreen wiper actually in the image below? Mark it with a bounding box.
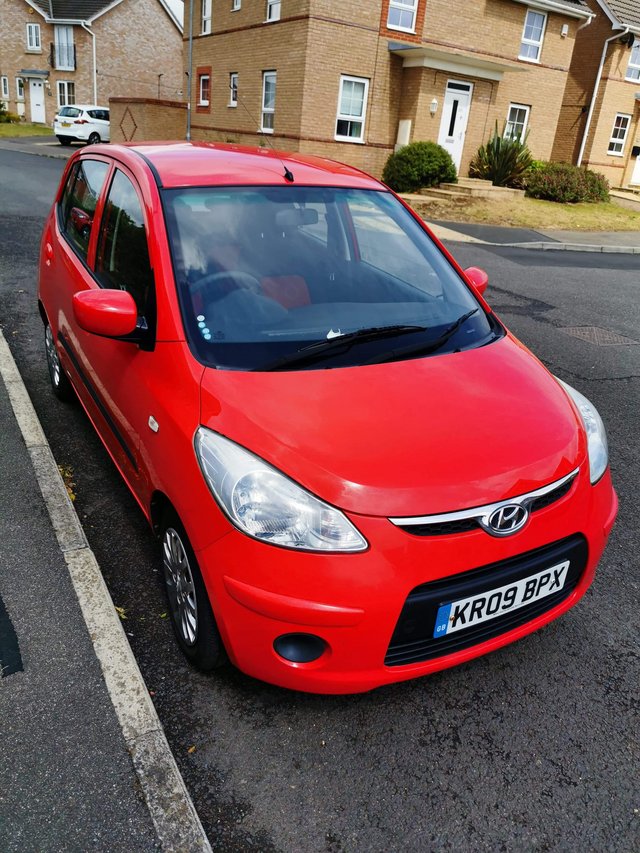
[255,324,428,372]
[364,309,480,366]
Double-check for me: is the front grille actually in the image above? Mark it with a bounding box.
[393,470,578,537]
[385,535,588,666]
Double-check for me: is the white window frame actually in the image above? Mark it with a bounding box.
[626,42,640,81]
[57,80,75,107]
[54,25,75,71]
[202,0,212,34]
[266,0,281,22]
[504,103,530,141]
[1,76,9,100]
[335,75,370,144]
[387,0,418,33]
[608,113,631,156]
[16,77,24,101]
[198,74,210,106]
[519,9,547,63]
[232,0,241,9]
[261,71,276,133]
[229,72,238,106]
[26,23,41,51]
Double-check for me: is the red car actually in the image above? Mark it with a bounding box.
[38,142,617,694]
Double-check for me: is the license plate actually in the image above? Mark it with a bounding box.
[61,122,71,127]
[433,560,570,638]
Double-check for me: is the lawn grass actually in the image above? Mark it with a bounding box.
[0,122,53,137]
[408,194,640,232]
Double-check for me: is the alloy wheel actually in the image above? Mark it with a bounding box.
[162,527,198,646]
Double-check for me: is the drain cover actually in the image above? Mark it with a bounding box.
[561,326,639,346]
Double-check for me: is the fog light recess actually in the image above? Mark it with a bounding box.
[273,633,327,664]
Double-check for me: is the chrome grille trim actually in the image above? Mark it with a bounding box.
[389,468,579,535]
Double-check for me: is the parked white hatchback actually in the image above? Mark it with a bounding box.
[53,105,110,146]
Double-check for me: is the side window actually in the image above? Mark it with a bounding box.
[95,170,153,314]
[59,159,110,261]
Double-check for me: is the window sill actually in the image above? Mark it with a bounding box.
[607,150,624,157]
[264,18,280,23]
[518,55,541,64]
[387,24,416,34]
[228,103,237,108]
[25,48,42,54]
[260,128,274,134]
[334,135,365,144]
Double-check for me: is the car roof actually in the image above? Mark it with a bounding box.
[60,104,109,110]
[107,141,384,191]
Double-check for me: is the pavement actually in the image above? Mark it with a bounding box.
[0,330,211,851]
[0,133,638,850]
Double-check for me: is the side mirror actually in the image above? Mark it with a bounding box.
[464,266,489,297]
[73,289,138,338]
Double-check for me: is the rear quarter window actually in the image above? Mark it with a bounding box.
[59,106,80,118]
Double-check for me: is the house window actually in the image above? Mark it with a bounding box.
[335,75,369,143]
[232,0,241,8]
[26,23,41,51]
[608,113,631,155]
[54,25,75,71]
[266,0,281,22]
[504,103,530,140]
[387,0,418,32]
[261,71,276,132]
[519,10,546,62]
[626,42,640,81]
[198,74,210,106]
[229,72,238,106]
[16,77,24,101]
[1,76,9,100]
[202,0,212,33]
[57,80,75,107]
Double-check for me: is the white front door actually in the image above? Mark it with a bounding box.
[631,150,640,185]
[29,79,46,123]
[437,81,473,171]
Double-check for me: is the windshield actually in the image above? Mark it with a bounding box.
[163,186,499,370]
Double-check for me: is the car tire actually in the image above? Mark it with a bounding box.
[87,132,101,145]
[160,510,225,671]
[44,323,75,402]
[56,135,72,145]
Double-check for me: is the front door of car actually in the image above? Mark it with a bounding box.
[76,165,159,499]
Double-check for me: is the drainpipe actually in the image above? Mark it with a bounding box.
[186,0,194,141]
[577,26,628,167]
[80,22,97,104]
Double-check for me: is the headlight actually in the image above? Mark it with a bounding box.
[558,380,609,484]
[194,428,368,552]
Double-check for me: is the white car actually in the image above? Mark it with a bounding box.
[53,105,110,146]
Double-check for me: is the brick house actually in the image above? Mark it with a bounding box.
[184,0,593,178]
[0,0,183,127]
[553,0,640,187]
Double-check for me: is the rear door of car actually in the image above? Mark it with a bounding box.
[87,109,110,141]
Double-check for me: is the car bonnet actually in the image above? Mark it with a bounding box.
[199,334,586,517]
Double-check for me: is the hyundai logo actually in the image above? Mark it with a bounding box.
[485,503,529,536]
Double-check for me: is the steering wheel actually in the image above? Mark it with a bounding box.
[190,270,262,297]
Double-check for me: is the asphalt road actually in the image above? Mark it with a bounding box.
[0,148,638,852]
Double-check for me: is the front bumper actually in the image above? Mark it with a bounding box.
[196,469,617,694]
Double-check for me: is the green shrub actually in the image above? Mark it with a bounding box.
[382,141,457,193]
[469,123,533,187]
[525,162,609,203]
[0,102,20,124]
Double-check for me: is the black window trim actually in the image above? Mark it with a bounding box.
[56,155,157,351]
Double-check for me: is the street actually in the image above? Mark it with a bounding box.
[0,147,638,852]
